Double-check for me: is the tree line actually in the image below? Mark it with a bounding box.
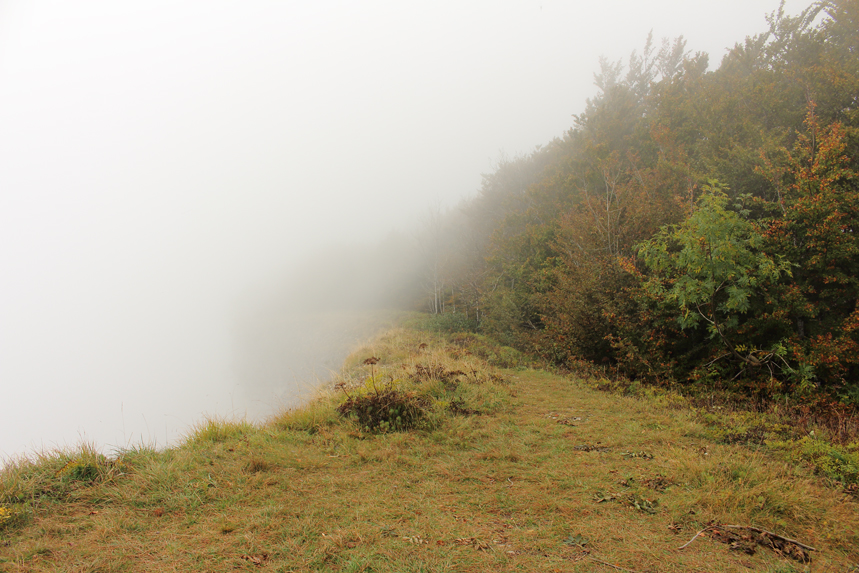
[413,0,859,404]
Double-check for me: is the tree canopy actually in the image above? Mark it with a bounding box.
[411,0,859,404]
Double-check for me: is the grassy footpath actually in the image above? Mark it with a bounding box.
[1,325,857,572]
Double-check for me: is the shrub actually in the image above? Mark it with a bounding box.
[337,387,431,433]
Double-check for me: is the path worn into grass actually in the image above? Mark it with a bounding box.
[2,365,857,572]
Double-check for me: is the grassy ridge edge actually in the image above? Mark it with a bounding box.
[1,320,856,572]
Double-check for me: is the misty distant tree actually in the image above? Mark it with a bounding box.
[416,200,448,314]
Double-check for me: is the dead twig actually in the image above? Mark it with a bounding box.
[678,524,816,553]
[678,525,715,549]
[363,357,380,395]
[721,525,817,553]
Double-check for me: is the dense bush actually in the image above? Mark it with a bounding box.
[337,387,430,433]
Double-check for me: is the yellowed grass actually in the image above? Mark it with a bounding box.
[1,326,856,572]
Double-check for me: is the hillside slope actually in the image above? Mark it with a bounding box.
[1,325,856,572]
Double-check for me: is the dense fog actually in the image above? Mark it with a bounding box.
[0,0,811,460]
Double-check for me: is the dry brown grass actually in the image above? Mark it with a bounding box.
[1,326,856,572]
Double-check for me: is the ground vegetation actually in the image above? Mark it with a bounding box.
[417,1,859,414]
[1,322,856,571]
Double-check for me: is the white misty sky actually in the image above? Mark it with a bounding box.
[0,0,811,458]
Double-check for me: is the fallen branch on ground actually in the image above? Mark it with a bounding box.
[678,524,816,563]
[719,525,816,553]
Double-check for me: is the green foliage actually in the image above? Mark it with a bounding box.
[637,183,791,383]
[400,3,859,405]
[337,377,433,433]
[0,503,29,532]
[769,435,859,485]
[838,381,859,405]
[758,108,859,388]
[639,183,788,335]
[697,410,794,446]
[56,458,102,483]
[415,311,478,334]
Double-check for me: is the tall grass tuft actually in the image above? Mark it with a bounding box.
[269,392,341,434]
[186,417,255,444]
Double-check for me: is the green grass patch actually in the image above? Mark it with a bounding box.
[768,435,859,485]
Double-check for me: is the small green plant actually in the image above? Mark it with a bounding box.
[336,356,436,433]
[338,385,430,433]
[838,381,859,405]
[0,503,28,531]
[56,458,101,482]
[52,443,125,486]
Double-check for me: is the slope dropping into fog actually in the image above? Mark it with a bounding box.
[231,239,422,419]
[0,235,417,459]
